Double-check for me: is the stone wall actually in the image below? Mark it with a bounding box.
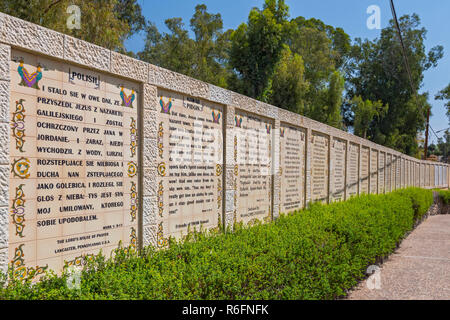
[0,12,448,275]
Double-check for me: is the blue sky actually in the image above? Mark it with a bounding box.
[125,0,450,144]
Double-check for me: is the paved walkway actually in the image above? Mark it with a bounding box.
[347,214,450,300]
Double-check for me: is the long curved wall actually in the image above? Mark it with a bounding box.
[0,13,448,276]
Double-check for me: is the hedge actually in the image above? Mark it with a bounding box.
[0,187,433,300]
[437,189,450,205]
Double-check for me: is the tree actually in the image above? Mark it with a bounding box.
[311,71,345,129]
[350,96,388,139]
[346,14,443,155]
[288,17,351,72]
[228,0,289,100]
[287,21,334,98]
[268,47,308,114]
[428,130,450,162]
[0,0,146,51]
[138,18,195,77]
[115,0,146,37]
[138,5,231,88]
[439,130,450,162]
[428,143,439,156]
[435,83,450,124]
[284,17,351,129]
[189,4,230,87]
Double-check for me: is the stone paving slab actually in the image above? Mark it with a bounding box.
[347,214,450,300]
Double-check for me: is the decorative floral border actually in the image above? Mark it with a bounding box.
[63,254,94,270]
[11,244,48,280]
[158,121,164,159]
[157,121,165,219]
[11,99,26,152]
[158,181,164,217]
[216,164,222,210]
[130,117,137,157]
[157,222,169,248]
[217,178,222,210]
[11,184,26,238]
[129,227,137,251]
[130,181,137,222]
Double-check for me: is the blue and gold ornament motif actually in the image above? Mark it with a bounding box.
[235,116,242,128]
[11,157,31,179]
[127,161,137,178]
[120,86,135,108]
[157,162,166,177]
[212,110,221,124]
[17,59,42,89]
[160,97,172,114]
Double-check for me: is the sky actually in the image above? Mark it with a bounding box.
[125,0,450,145]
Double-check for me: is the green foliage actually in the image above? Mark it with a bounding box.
[428,130,450,160]
[435,83,450,124]
[351,96,388,139]
[138,17,195,77]
[138,4,230,88]
[267,47,308,114]
[437,189,450,205]
[0,0,145,51]
[283,17,350,129]
[0,188,433,300]
[228,0,290,100]
[346,14,443,155]
[317,71,345,129]
[189,4,231,87]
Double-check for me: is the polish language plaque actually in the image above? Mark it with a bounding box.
[9,49,139,276]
